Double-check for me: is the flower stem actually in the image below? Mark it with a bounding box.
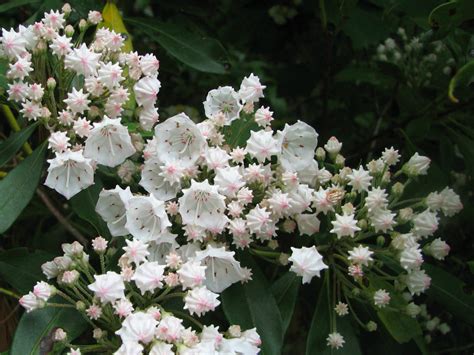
[0,287,20,299]
[1,104,33,155]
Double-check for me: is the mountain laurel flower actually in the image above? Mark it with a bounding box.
[405,269,431,295]
[134,76,161,108]
[48,131,70,153]
[1,28,27,59]
[399,246,423,270]
[347,166,373,192]
[44,149,94,199]
[426,238,450,260]
[116,312,158,344]
[330,213,361,238]
[64,43,100,76]
[382,146,400,166]
[131,261,166,294]
[289,246,328,284]
[86,304,103,320]
[239,73,265,103]
[214,166,245,198]
[156,315,184,343]
[204,86,242,125]
[334,302,349,316]
[404,153,431,176]
[365,187,388,213]
[177,260,207,289]
[33,281,55,301]
[326,332,345,349]
[370,209,396,233]
[184,286,221,317]
[412,210,439,238]
[19,292,45,312]
[88,272,125,304]
[295,213,320,236]
[254,106,273,127]
[246,130,279,163]
[83,116,136,167]
[348,245,374,266]
[123,239,150,265]
[125,195,171,242]
[324,136,342,155]
[373,289,391,308]
[7,56,33,80]
[95,186,133,237]
[438,187,463,216]
[64,88,90,115]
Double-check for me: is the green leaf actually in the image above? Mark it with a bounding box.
[11,306,87,355]
[368,276,422,343]
[447,60,474,103]
[270,272,300,334]
[0,58,8,91]
[424,263,474,326]
[125,18,227,74]
[222,252,284,355]
[223,113,259,149]
[0,142,47,234]
[305,274,361,355]
[0,0,40,13]
[0,248,53,294]
[70,176,110,238]
[0,122,38,167]
[429,0,474,38]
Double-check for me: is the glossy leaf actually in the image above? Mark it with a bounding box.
[11,306,87,355]
[222,252,283,355]
[424,263,474,326]
[429,0,474,38]
[70,175,110,238]
[0,142,47,233]
[368,276,422,343]
[126,18,227,74]
[223,113,259,149]
[0,0,40,13]
[0,248,53,294]
[270,272,300,334]
[447,60,474,103]
[0,122,38,167]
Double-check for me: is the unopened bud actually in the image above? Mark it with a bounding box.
[366,321,377,332]
[228,325,241,338]
[65,25,74,37]
[279,253,289,266]
[392,182,404,196]
[47,77,56,90]
[93,328,104,339]
[376,235,385,247]
[76,301,86,311]
[53,328,67,342]
[335,154,345,168]
[315,147,326,161]
[357,219,367,230]
[79,19,88,32]
[62,3,72,16]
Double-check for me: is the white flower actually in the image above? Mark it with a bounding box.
[330,213,361,238]
[297,159,320,187]
[184,286,220,317]
[50,34,72,56]
[88,272,125,304]
[239,73,265,103]
[140,158,181,201]
[33,281,54,301]
[153,113,206,168]
[73,117,92,137]
[254,106,273,127]
[1,28,27,59]
[313,187,334,215]
[149,342,173,355]
[132,262,166,294]
[43,10,65,29]
[44,149,94,199]
[276,121,318,172]
[28,83,44,101]
[178,179,227,231]
[123,239,150,265]
[295,214,320,236]
[220,338,260,355]
[348,245,373,266]
[140,53,160,76]
[84,116,136,167]
[139,106,159,130]
[116,312,158,344]
[19,292,44,312]
[347,166,372,192]
[427,238,450,260]
[288,184,314,214]
[125,195,171,242]
[365,187,388,213]
[204,86,242,125]
[324,136,342,155]
[404,153,430,175]
[246,130,279,162]
[114,342,144,355]
[88,10,103,25]
[194,246,247,293]
[96,186,133,237]
[334,302,349,316]
[400,247,423,270]
[134,76,161,108]
[289,246,328,284]
[41,261,59,279]
[373,289,390,308]
[8,56,33,80]
[214,166,245,198]
[382,146,400,166]
[326,332,345,349]
[156,315,184,343]
[18,24,37,50]
[412,210,438,238]
[370,209,396,233]
[177,260,207,289]
[7,81,28,102]
[64,44,101,77]
[246,206,271,234]
[148,230,179,264]
[64,88,90,115]
[405,269,431,295]
[20,100,42,121]
[438,187,463,216]
[98,62,124,89]
[48,131,70,153]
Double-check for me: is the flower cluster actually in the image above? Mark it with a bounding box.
[375,27,455,87]
[0,5,159,199]
[20,239,260,354]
